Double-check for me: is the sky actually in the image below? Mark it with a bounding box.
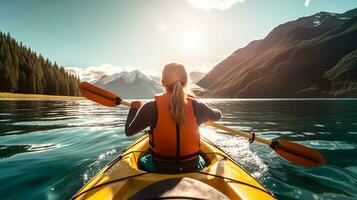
[1,0,357,81]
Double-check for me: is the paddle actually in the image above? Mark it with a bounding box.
[79,81,325,167]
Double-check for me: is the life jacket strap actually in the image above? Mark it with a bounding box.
[146,129,155,147]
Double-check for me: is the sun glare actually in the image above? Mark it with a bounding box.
[182,30,201,51]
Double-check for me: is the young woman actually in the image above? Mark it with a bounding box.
[125,63,221,172]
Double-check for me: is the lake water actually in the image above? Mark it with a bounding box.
[0,99,357,200]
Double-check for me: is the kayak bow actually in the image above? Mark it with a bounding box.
[72,135,276,200]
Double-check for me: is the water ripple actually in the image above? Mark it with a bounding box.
[202,128,268,180]
[0,144,58,159]
[0,99,357,199]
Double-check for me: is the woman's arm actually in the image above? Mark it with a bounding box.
[125,101,157,136]
[192,100,222,125]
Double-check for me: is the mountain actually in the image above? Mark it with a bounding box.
[322,50,357,97]
[189,71,206,84]
[0,32,80,96]
[198,8,357,98]
[93,70,163,99]
[149,75,161,84]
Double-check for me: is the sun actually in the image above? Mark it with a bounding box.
[182,30,201,51]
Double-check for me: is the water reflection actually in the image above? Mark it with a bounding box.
[0,99,356,199]
[0,144,58,159]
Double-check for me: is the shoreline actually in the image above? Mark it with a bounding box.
[0,92,85,101]
[1,92,356,101]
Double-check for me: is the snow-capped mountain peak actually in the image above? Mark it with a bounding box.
[92,70,163,98]
[93,72,125,86]
[94,70,155,85]
[123,70,153,83]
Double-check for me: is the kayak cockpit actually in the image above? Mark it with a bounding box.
[72,135,276,200]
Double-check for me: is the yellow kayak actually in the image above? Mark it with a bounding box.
[72,134,276,200]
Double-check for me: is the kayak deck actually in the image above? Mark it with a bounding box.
[72,135,276,200]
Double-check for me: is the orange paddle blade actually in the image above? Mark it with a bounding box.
[273,140,325,167]
[79,82,121,107]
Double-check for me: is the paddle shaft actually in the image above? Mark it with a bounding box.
[122,100,271,145]
[205,121,272,145]
[121,100,131,107]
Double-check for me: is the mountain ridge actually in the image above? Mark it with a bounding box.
[93,70,163,99]
[198,8,357,98]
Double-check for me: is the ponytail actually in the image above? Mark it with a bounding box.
[169,81,186,127]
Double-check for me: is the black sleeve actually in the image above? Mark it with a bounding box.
[125,101,157,136]
[192,100,222,125]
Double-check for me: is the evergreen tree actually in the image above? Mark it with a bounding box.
[0,32,80,96]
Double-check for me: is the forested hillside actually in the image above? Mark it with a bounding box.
[0,32,80,96]
[198,8,357,98]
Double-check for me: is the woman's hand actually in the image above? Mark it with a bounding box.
[130,101,142,109]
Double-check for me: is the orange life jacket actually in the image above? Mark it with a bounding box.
[149,93,200,161]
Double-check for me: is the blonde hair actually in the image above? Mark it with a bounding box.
[162,63,190,127]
